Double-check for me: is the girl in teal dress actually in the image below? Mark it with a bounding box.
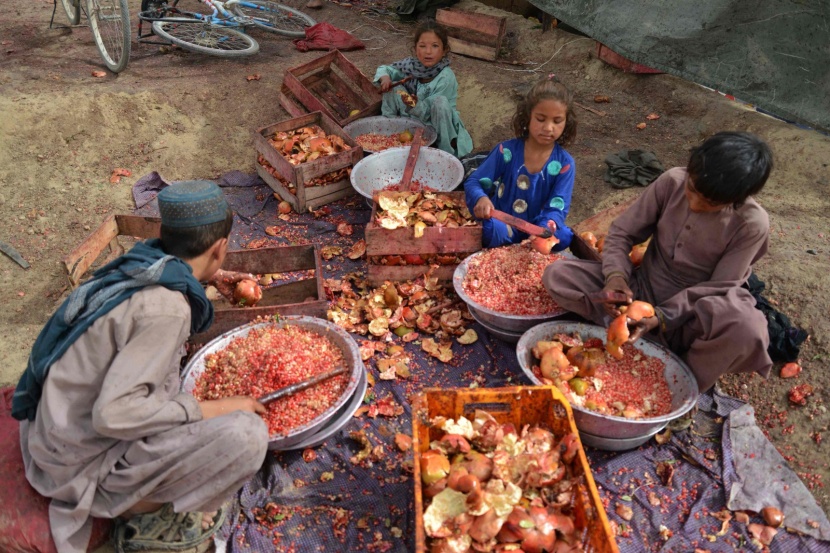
[373,22,473,158]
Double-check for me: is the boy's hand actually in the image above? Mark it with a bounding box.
[208,269,257,300]
[474,197,494,219]
[627,315,659,342]
[200,396,266,420]
[601,276,633,317]
[379,75,393,93]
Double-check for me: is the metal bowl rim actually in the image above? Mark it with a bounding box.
[453,249,574,323]
[342,116,437,153]
[181,316,363,443]
[349,146,464,200]
[516,320,699,425]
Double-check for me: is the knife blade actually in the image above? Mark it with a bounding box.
[0,240,30,269]
[257,366,349,406]
[489,209,553,238]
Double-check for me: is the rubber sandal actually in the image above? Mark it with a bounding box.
[114,503,226,552]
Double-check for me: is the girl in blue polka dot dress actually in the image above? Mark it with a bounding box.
[464,75,576,250]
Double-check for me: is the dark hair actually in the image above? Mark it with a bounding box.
[412,21,450,53]
[160,206,233,259]
[687,132,773,205]
[512,76,577,146]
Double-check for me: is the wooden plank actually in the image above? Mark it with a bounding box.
[325,69,367,112]
[332,51,382,102]
[222,244,316,274]
[365,226,481,255]
[446,37,498,61]
[63,215,121,287]
[287,50,337,77]
[279,85,311,118]
[313,81,352,120]
[367,264,456,285]
[571,196,638,236]
[256,162,300,212]
[305,185,356,211]
[192,299,327,344]
[114,215,161,238]
[258,278,318,306]
[436,8,505,39]
[284,70,337,123]
[302,178,352,201]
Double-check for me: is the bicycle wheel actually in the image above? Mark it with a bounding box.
[231,1,315,38]
[152,20,259,57]
[62,0,81,25]
[86,0,131,72]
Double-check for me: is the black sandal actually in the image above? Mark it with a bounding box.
[114,503,226,552]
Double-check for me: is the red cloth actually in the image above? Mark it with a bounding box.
[0,388,111,553]
[293,22,365,52]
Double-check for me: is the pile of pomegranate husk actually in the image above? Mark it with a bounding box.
[419,411,586,552]
[578,231,648,267]
[374,190,478,233]
[256,155,351,192]
[326,268,472,341]
[530,330,672,419]
[267,125,351,166]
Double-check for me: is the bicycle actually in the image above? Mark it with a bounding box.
[51,0,131,72]
[138,0,315,57]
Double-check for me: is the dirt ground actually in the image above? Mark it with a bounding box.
[1,0,828,516]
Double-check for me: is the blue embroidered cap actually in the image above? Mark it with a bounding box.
[157,181,229,228]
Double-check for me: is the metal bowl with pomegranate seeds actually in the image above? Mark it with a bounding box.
[343,116,437,154]
[350,146,465,204]
[181,316,364,451]
[516,321,699,451]
[453,247,575,340]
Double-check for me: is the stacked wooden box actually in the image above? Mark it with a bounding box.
[436,8,507,61]
[254,111,363,212]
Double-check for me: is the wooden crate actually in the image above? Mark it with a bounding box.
[192,244,327,344]
[364,191,482,285]
[412,387,619,553]
[569,196,638,261]
[283,50,382,127]
[436,8,507,61]
[63,214,161,288]
[279,83,310,119]
[254,111,363,212]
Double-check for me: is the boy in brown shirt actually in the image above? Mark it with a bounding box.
[545,132,774,392]
[15,181,268,552]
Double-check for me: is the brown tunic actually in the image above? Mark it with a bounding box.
[21,286,268,553]
[544,167,772,391]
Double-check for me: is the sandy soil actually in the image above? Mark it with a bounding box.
[1,0,828,514]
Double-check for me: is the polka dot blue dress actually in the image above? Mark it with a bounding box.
[464,138,575,249]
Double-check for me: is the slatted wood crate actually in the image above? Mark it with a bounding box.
[569,196,638,261]
[63,214,161,288]
[412,387,619,553]
[364,191,481,285]
[282,50,382,127]
[193,244,327,344]
[436,8,507,61]
[254,111,363,212]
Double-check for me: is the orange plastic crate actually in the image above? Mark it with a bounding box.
[411,386,619,553]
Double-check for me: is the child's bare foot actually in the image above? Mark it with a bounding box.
[202,510,218,530]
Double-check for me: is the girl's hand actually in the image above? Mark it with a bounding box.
[627,315,659,342]
[200,396,266,420]
[601,276,633,318]
[379,75,392,93]
[474,197,494,219]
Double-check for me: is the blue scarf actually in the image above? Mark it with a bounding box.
[12,239,213,421]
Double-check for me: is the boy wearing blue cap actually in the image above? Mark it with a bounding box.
[14,181,269,553]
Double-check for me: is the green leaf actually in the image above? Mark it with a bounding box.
[519,520,535,529]
[620,495,632,502]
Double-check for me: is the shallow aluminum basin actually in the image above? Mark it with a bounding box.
[516,321,699,446]
[453,250,574,334]
[181,316,363,451]
[343,116,437,154]
[349,146,464,202]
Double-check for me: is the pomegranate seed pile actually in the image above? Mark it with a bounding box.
[462,243,564,315]
[194,324,349,436]
[355,133,405,152]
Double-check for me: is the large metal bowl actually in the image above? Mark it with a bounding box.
[516,321,699,447]
[343,116,437,154]
[349,146,465,202]
[452,249,574,335]
[181,316,364,451]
